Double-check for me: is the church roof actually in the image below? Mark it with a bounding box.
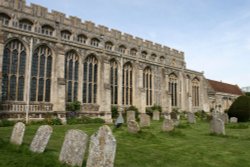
[207,79,243,95]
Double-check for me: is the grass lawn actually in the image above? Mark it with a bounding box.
[1,120,250,167]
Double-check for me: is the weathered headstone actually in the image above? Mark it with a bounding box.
[162,119,174,132]
[187,112,196,124]
[127,120,140,133]
[139,114,150,127]
[30,125,53,153]
[86,125,116,167]
[59,129,88,167]
[153,111,160,121]
[210,118,225,135]
[230,117,238,123]
[220,113,229,124]
[126,110,135,122]
[10,122,25,145]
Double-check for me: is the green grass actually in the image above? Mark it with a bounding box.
[1,120,250,167]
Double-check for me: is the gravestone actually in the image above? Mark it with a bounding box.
[30,125,53,153]
[153,111,160,121]
[210,118,225,135]
[86,125,116,167]
[127,120,140,133]
[115,112,124,128]
[10,122,25,145]
[187,112,196,124]
[220,113,229,124]
[162,119,174,132]
[139,114,150,127]
[59,129,88,167]
[126,110,135,122]
[230,117,238,123]
[173,119,180,126]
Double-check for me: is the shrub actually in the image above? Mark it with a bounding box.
[66,101,81,112]
[146,104,162,117]
[29,118,62,126]
[67,116,105,125]
[111,106,119,118]
[228,96,250,122]
[195,110,208,120]
[0,119,16,127]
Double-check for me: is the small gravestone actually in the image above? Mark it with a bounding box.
[153,111,160,121]
[162,119,174,132]
[127,120,140,133]
[10,122,25,145]
[59,129,88,167]
[127,110,135,122]
[139,114,150,127]
[187,112,196,124]
[30,125,53,153]
[230,117,238,123]
[115,112,124,128]
[210,118,225,135]
[86,125,116,167]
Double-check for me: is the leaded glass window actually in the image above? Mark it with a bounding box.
[61,30,71,40]
[110,59,118,105]
[41,25,54,36]
[2,39,26,101]
[130,48,137,56]
[83,55,98,103]
[105,41,113,50]
[192,78,200,107]
[118,45,126,54]
[19,19,33,31]
[0,13,10,26]
[122,62,133,105]
[169,74,178,106]
[30,45,52,102]
[77,34,87,44]
[90,38,99,47]
[143,67,152,106]
[65,51,79,102]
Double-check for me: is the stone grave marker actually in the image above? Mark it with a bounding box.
[86,125,116,167]
[59,129,88,167]
[127,120,140,133]
[187,112,196,124]
[153,111,160,121]
[126,110,135,122]
[210,118,225,135]
[220,113,229,124]
[30,125,53,153]
[139,114,150,127]
[162,119,174,132]
[230,117,238,123]
[10,122,25,145]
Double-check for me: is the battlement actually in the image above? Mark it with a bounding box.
[0,0,184,59]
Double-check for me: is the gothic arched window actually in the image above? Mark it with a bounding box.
[169,74,178,106]
[19,19,33,31]
[122,62,133,105]
[30,45,52,102]
[130,48,137,56]
[90,38,100,47]
[83,54,98,103]
[143,67,152,106]
[41,24,54,36]
[65,51,79,102]
[105,41,113,51]
[118,45,126,54]
[110,59,118,104]
[77,34,87,44]
[192,78,200,106]
[61,30,71,40]
[0,13,10,26]
[2,39,26,101]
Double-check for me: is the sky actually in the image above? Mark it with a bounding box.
[26,0,250,88]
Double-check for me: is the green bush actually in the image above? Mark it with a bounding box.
[0,119,16,127]
[29,118,62,125]
[111,106,119,118]
[66,100,81,111]
[228,96,250,122]
[195,110,208,120]
[67,116,105,125]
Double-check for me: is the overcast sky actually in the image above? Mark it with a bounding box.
[26,0,250,88]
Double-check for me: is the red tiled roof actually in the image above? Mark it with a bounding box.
[207,79,243,95]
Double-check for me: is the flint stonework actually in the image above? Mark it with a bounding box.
[59,129,88,167]
[139,114,150,127]
[210,118,225,135]
[86,125,116,167]
[127,110,135,122]
[10,122,25,145]
[127,120,140,133]
[153,111,160,121]
[30,125,53,153]
[162,119,174,132]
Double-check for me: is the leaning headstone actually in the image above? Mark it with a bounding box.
[139,114,150,127]
[187,112,196,124]
[153,111,160,121]
[10,122,25,145]
[59,129,88,167]
[127,120,140,133]
[162,119,174,132]
[86,125,116,167]
[230,117,238,123]
[127,110,135,122]
[30,125,53,153]
[210,118,225,135]
[115,112,124,128]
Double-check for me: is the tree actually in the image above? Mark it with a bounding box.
[228,96,250,122]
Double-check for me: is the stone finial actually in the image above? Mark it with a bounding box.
[86,125,116,167]
[10,122,25,145]
[59,129,88,167]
